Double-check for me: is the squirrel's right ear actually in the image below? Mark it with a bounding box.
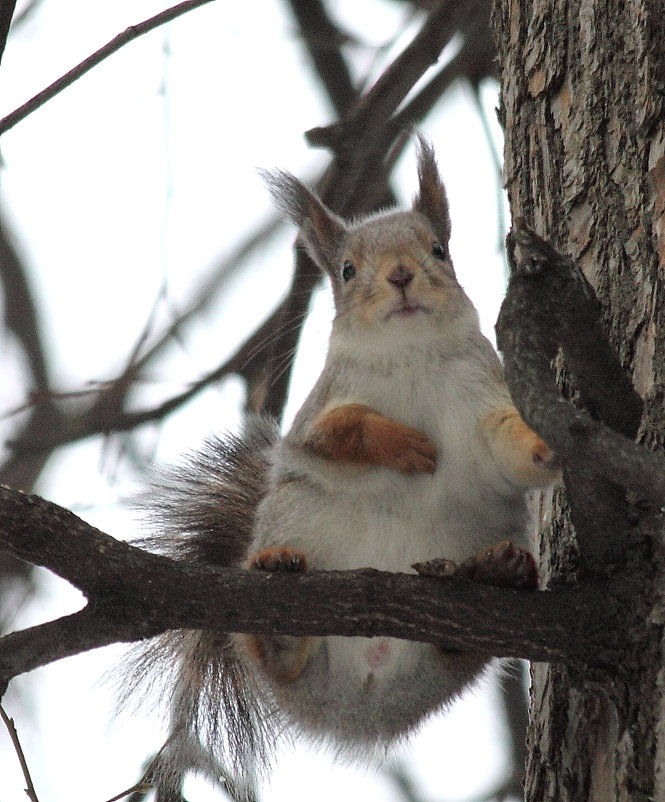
[261,170,347,275]
[413,138,452,252]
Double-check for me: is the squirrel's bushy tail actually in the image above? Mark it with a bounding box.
[117,416,282,798]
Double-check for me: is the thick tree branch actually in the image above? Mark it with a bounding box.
[0,0,216,136]
[0,484,639,688]
[506,225,643,438]
[496,225,665,505]
[496,225,664,575]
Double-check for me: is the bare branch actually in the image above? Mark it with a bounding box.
[285,0,356,117]
[386,35,481,138]
[0,0,216,136]
[1,214,285,473]
[306,0,484,154]
[134,214,284,373]
[258,248,321,418]
[0,703,40,802]
[0,485,638,687]
[0,218,50,391]
[3,298,290,455]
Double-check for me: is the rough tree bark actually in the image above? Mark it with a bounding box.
[492,0,665,798]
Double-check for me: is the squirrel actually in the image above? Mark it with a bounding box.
[121,138,560,797]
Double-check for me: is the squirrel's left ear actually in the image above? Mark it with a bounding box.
[413,137,452,253]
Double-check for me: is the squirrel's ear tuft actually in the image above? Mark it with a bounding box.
[261,169,346,274]
[412,138,452,251]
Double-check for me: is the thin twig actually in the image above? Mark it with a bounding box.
[0,0,215,135]
[5,292,293,454]
[0,703,40,802]
[103,775,153,802]
[1,213,284,471]
[133,214,283,373]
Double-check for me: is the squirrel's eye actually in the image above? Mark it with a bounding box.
[431,242,446,260]
[342,261,356,281]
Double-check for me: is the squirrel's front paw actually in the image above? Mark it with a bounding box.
[306,403,437,474]
[375,422,438,475]
[483,407,561,488]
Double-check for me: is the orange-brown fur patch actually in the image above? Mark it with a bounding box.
[236,633,313,684]
[305,403,437,474]
[247,546,307,572]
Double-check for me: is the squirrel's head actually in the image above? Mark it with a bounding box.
[263,138,475,342]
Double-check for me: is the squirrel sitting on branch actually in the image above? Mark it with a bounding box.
[122,138,559,795]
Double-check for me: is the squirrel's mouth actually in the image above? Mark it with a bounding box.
[386,302,428,319]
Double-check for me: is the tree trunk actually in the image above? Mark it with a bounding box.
[492,0,665,798]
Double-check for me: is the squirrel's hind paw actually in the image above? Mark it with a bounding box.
[460,540,538,589]
[241,547,313,683]
[248,547,307,572]
[414,541,538,589]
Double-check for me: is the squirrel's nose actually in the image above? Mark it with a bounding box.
[387,266,414,290]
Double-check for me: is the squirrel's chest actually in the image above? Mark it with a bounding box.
[261,353,513,570]
[348,356,482,454]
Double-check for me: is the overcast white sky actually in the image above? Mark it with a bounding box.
[0,2,515,800]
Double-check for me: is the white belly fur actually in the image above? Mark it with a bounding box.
[253,339,529,695]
